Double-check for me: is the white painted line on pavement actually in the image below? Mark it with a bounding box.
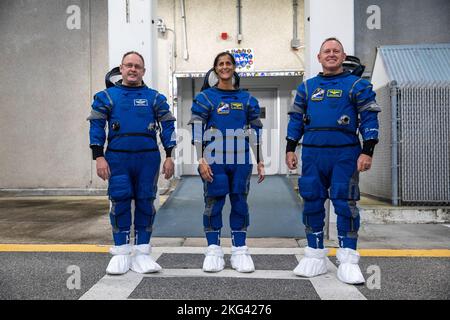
[142,268,309,280]
[79,253,162,300]
[80,271,144,300]
[443,224,450,228]
[152,246,305,255]
[295,254,367,300]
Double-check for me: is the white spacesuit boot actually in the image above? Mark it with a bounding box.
[106,244,132,275]
[130,244,162,273]
[336,247,365,284]
[230,246,255,273]
[293,246,329,277]
[202,245,225,272]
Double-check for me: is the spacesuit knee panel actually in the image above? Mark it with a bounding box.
[203,196,225,230]
[230,194,249,216]
[205,173,229,197]
[303,199,326,216]
[337,214,360,234]
[331,182,360,218]
[298,176,327,201]
[134,198,156,230]
[330,182,360,202]
[109,199,132,231]
[231,165,252,194]
[302,210,325,232]
[108,175,133,201]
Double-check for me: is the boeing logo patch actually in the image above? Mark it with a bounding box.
[217,102,230,114]
[311,88,325,101]
[134,99,149,107]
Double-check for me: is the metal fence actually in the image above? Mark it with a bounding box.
[360,82,450,205]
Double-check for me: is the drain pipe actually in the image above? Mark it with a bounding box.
[237,0,243,43]
[291,0,301,49]
[180,0,189,60]
[390,81,399,206]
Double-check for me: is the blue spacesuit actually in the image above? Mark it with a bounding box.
[189,87,262,247]
[287,71,380,250]
[88,83,176,246]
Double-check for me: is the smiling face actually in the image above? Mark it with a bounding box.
[214,54,236,83]
[120,53,146,86]
[317,40,346,75]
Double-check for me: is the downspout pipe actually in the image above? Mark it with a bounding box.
[237,0,243,43]
[291,0,301,49]
[180,0,189,60]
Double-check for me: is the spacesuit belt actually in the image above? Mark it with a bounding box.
[107,148,159,153]
[305,127,357,135]
[108,133,156,142]
[301,143,360,148]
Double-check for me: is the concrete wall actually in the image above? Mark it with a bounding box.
[304,0,354,78]
[0,0,108,190]
[108,0,157,87]
[355,0,450,74]
[156,0,305,99]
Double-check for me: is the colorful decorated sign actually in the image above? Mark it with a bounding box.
[227,48,254,72]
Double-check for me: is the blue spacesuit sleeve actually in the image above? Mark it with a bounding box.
[246,95,263,163]
[188,92,212,145]
[287,82,307,143]
[351,79,381,141]
[88,90,111,150]
[188,92,213,160]
[247,96,263,146]
[153,93,176,151]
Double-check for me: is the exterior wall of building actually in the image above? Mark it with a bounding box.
[355,0,450,75]
[304,0,354,78]
[0,0,108,190]
[156,0,306,100]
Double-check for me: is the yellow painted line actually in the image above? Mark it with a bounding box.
[328,248,450,257]
[0,245,449,257]
[0,244,110,253]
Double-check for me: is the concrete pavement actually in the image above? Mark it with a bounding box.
[0,179,449,301]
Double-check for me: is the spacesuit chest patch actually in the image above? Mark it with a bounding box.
[231,102,244,110]
[311,88,325,101]
[134,99,149,107]
[217,102,230,114]
[326,89,342,98]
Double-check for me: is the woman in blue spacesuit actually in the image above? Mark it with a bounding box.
[189,52,265,273]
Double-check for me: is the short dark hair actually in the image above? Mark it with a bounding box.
[213,52,236,68]
[122,51,145,67]
[319,37,344,52]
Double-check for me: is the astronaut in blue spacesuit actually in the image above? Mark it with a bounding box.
[286,38,380,284]
[88,51,176,275]
[189,52,265,273]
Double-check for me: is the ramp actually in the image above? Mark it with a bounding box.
[153,176,305,238]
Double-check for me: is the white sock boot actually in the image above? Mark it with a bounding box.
[293,247,328,277]
[336,248,365,284]
[106,244,132,275]
[131,244,162,273]
[202,245,225,272]
[231,246,255,273]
